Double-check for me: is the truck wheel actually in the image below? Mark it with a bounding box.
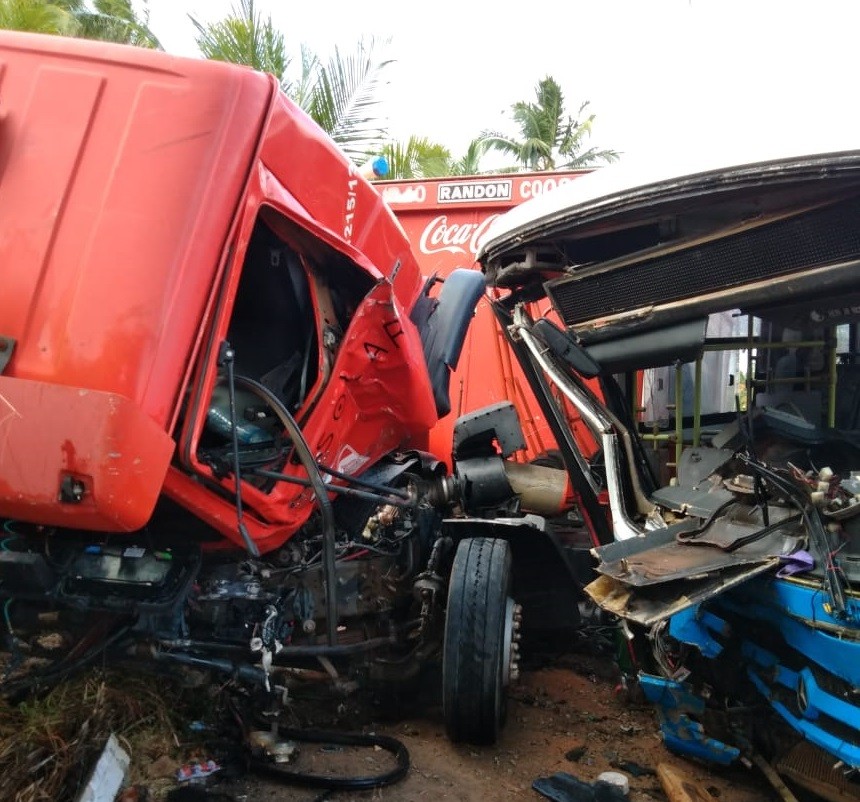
[443,537,520,744]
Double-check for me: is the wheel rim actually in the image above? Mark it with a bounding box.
[502,599,522,686]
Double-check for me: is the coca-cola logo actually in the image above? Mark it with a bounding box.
[418,214,501,256]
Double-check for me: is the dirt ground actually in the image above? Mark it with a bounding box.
[0,634,787,802]
[209,650,776,802]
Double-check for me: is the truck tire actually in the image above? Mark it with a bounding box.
[443,537,517,744]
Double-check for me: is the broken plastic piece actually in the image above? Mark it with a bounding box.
[75,733,130,802]
[638,675,740,766]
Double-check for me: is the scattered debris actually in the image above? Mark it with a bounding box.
[176,760,221,783]
[595,770,629,796]
[565,744,587,763]
[75,733,130,802]
[533,771,629,802]
[247,730,298,763]
[657,763,715,802]
[608,759,654,778]
[748,751,800,802]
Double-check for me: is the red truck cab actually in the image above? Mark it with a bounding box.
[0,32,436,553]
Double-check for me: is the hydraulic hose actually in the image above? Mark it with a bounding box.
[226,693,410,792]
[233,376,339,646]
[248,726,410,790]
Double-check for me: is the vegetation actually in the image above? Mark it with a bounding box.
[0,668,200,802]
[481,76,619,171]
[192,0,391,164]
[0,2,619,175]
[0,0,160,47]
[381,136,491,179]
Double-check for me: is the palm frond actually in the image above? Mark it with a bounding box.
[0,0,75,35]
[478,131,521,159]
[449,138,490,176]
[381,136,451,179]
[308,37,392,162]
[562,146,621,168]
[191,0,288,78]
[286,43,320,107]
[84,0,161,47]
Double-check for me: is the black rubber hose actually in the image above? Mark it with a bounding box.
[251,468,411,508]
[315,463,412,501]
[233,375,339,647]
[152,648,269,685]
[248,726,410,790]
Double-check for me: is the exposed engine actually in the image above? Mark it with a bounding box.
[0,404,576,709]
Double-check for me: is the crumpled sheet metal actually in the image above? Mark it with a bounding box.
[584,563,781,627]
[584,502,805,626]
[594,503,802,587]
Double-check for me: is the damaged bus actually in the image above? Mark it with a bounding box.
[476,149,860,794]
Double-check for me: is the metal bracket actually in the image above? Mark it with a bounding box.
[0,336,15,374]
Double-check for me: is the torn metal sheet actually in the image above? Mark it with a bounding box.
[675,447,735,488]
[586,499,804,625]
[584,562,781,627]
[650,485,734,519]
[593,503,802,587]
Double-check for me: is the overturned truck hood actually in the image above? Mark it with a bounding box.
[0,33,273,530]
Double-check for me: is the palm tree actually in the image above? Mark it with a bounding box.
[0,0,73,34]
[482,76,619,171]
[192,0,391,164]
[191,0,285,77]
[0,0,160,46]
[62,0,160,47]
[381,136,493,179]
[381,136,451,180]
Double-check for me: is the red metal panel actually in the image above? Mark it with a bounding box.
[0,377,174,530]
[258,94,424,311]
[377,172,599,463]
[0,32,271,427]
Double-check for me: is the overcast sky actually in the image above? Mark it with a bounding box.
[144,0,860,169]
